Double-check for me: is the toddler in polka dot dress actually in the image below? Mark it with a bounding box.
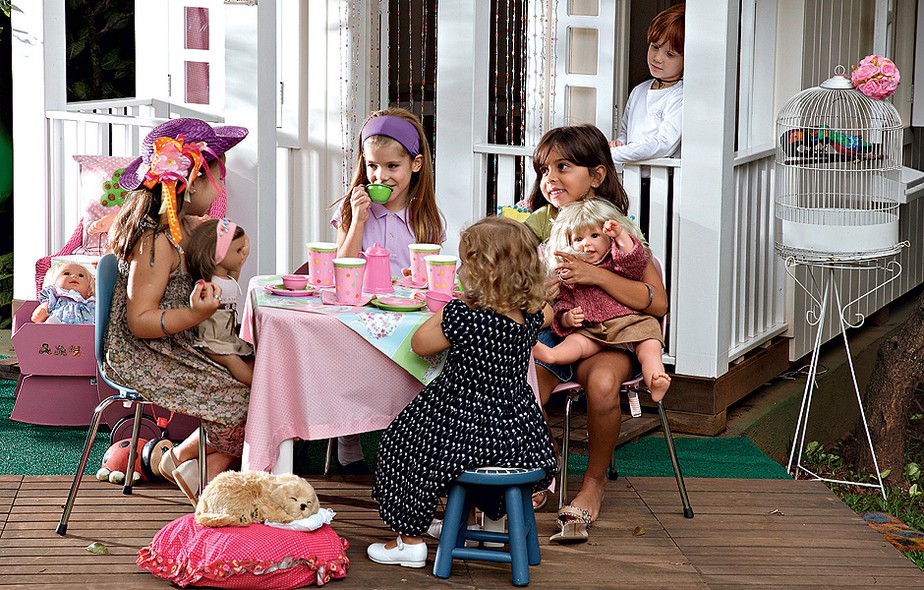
[367,216,558,568]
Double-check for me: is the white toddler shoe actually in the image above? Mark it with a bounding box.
[367,535,428,568]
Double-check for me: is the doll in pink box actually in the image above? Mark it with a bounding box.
[31,262,96,325]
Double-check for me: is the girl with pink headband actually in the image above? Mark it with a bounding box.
[332,107,445,277]
[186,218,254,386]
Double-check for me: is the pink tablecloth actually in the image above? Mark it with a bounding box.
[240,294,423,472]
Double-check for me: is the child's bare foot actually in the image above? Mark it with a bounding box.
[649,372,671,403]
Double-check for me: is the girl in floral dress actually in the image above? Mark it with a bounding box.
[105,118,250,506]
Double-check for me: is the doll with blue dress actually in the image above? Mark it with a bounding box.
[31,262,96,325]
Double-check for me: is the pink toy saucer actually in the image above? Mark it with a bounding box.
[265,284,317,297]
[321,290,373,307]
[394,276,427,289]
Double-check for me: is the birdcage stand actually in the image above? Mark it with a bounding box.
[783,252,907,500]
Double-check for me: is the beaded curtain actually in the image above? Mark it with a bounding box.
[339,0,557,204]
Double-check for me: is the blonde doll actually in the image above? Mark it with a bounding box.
[533,199,671,402]
[185,218,254,386]
[367,217,557,568]
[32,262,96,325]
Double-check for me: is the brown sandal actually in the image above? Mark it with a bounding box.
[549,505,591,543]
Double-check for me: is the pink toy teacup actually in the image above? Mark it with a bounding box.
[424,290,453,313]
[408,243,441,285]
[425,255,458,294]
[306,242,337,287]
[281,274,310,290]
[333,257,366,304]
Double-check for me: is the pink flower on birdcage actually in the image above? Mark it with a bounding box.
[851,55,901,100]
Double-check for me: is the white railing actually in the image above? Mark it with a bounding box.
[728,146,788,359]
[474,143,788,377]
[44,98,221,251]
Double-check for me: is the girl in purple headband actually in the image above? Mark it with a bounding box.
[329,108,445,473]
[331,107,445,278]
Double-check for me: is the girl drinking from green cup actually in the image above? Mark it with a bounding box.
[332,107,445,278]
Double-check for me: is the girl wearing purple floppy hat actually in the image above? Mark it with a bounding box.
[332,107,445,277]
[106,118,250,507]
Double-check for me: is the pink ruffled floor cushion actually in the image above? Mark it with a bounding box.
[137,514,349,588]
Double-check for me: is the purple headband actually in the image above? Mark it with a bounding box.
[360,115,421,156]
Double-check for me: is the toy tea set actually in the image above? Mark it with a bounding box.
[270,239,458,313]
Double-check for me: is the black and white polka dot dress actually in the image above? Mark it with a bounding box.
[373,298,558,536]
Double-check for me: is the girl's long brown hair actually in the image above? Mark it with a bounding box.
[526,125,629,215]
[108,185,172,261]
[337,107,445,244]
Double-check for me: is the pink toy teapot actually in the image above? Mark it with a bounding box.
[361,243,393,294]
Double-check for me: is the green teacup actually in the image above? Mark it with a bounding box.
[366,183,393,204]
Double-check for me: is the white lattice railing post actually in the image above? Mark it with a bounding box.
[434,0,491,254]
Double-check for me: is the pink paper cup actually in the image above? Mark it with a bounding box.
[306,242,337,287]
[333,257,366,303]
[408,243,441,285]
[425,255,458,294]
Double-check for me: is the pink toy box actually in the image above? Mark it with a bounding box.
[10,301,198,440]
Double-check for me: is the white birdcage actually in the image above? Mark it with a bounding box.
[775,67,903,262]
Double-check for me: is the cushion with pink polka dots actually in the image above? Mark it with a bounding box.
[137,514,350,588]
[72,155,137,255]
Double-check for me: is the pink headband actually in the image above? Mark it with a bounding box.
[215,218,237,264]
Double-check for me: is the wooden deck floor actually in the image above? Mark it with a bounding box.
[1,474,921,589]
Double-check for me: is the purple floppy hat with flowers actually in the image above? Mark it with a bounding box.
[120,118,248,191]
[120,118,248,243]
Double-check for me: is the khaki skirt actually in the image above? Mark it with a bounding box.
[575,314,663,348]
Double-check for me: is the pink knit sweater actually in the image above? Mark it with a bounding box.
[552,234,650,337]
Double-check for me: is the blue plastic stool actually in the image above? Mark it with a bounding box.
[433,467,545,586]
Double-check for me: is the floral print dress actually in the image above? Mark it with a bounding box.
[103,258,250,455]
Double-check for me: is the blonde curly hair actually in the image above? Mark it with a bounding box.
[457,217,547,315]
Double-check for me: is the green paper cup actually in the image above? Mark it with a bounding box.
[366,183,393,204]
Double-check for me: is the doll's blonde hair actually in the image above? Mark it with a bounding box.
[546,199,648,272]
[457,217,547,315]
[48,262,96,297]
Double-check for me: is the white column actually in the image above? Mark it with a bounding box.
[12,0,66,300]
[222,1,276,283]
[673,0,740,378]
[434,0,490,255]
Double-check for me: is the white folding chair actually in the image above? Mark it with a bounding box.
[553,256,693,518]
[57,254,208,535]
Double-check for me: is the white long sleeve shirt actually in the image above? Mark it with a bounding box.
[611,79,684,163]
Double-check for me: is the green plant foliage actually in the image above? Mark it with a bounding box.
[0,251,12,329]
[64,0,134,101]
